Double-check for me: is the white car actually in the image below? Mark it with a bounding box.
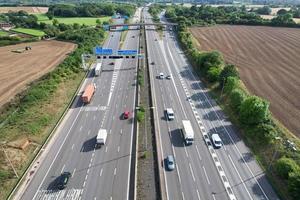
[211,134,222,148]
[166,108,174,120]
[159,73,164,79]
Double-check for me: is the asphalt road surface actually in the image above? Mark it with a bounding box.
[18,15,140,200]
[144,8,279,200]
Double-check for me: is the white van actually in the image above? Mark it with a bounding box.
[211,134,222,148]
[166,108,174,120]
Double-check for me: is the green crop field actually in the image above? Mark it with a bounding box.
[12,28,45,37]
[34,14,110,26]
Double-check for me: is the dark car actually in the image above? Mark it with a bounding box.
[57,172,71,190]
[110,62,114,65]
[151,61,155,65]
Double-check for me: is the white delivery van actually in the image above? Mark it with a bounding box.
[96,129,107,148]
[95,63,102,76]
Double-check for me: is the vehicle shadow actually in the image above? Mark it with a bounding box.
[170,129,184,147]
[47,176,61,190]
[70,95,83,109]
[81,136,96,152]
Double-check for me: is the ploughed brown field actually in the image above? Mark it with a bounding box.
[190,25,300,137]
[0,40,76,108]
[0,6,48,13]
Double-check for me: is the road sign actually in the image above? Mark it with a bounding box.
[95,46,113,55]
[117,50,138,55]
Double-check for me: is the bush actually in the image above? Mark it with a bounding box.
[207,66,222,82]
[240,96,270,125]
[245,123,278,145]
[224,76,239,94]
[219,64,239,87]
[275,157,300,179]
[288,169,300,200]
[229,89,247,113]
[137,110,145,122]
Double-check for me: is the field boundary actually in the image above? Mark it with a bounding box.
[8,69,88,200]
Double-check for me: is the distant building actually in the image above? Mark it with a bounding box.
[0,22,13,30]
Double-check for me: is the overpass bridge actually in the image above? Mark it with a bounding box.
[105,22,178,30]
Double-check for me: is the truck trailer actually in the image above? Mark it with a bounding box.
[96,129,107,148]
[182,120,194,145]
[95,63,102,76]
[81,83,95,104]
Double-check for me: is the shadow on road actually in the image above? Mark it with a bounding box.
[170,129,184,147]
[81,136,96,152]
[70,95,83,109]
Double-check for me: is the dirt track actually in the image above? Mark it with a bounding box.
[190,25,300,137]
[0,7,48,13]
[0,40,76,108]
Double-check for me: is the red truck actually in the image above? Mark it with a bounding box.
[81,83,95,104]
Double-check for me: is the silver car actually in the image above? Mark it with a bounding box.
[166,155,175,171]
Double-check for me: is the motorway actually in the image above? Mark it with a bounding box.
[17,11,140,200]
[144,8,279,200]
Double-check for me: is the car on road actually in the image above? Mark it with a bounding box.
[110,62,114,65]
[132,35,135,38]
[166,108,174,120]
[166,75,172,80]
[159,72,164,79]
[166,155,175,171]
[211,134,222,148]
[57,172,71,190]
[155,39,157,41]
[123,111,130,119]
[151,61,155,65]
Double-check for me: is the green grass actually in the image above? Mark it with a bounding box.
[0,30,8,36]
[11,28,45,37]
[34,14,110,26]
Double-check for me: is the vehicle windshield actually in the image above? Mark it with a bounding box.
[215,140,221,145]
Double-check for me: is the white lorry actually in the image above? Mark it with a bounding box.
[95,63,102,76]
[96,129,107,148]
[182,120,194,145]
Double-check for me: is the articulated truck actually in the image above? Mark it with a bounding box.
[81,83,95,104]
[95,63,102,76]
[182,120,194,145]
[96,129,107,148]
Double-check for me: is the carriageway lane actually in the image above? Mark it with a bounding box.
[160,15,279,200]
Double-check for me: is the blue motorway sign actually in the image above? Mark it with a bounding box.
[95,46,113,55]
[117,50,138,55]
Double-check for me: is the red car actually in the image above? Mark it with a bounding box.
[124,111,130,119]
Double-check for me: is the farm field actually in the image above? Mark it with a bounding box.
[0,40,76,108]
[0,30,8,36]
[0,6,48,13]
[190,25,300,137]
[34,14,110,26]
[11,28,45,37]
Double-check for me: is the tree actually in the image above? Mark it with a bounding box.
[96,19,101,25]
[240,96,270,125]
[275,157,300,179]
[219,64,239,87]
[271,13,295,25]
[277,9,288,15]
[288,169,300,200]
[224,76,239,94]
[256,6,272,15]
[229,89,247,113]
[52,19,59,26]
[245,123,277,145]
[207,66,222,82]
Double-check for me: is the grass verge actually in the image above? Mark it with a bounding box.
[119,30,128,49]
[11,28,45,37]
[34,14,110,26]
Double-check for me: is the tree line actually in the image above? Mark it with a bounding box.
[47,3,136,19]
[165,5,300,28]
[168,5,300,199]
